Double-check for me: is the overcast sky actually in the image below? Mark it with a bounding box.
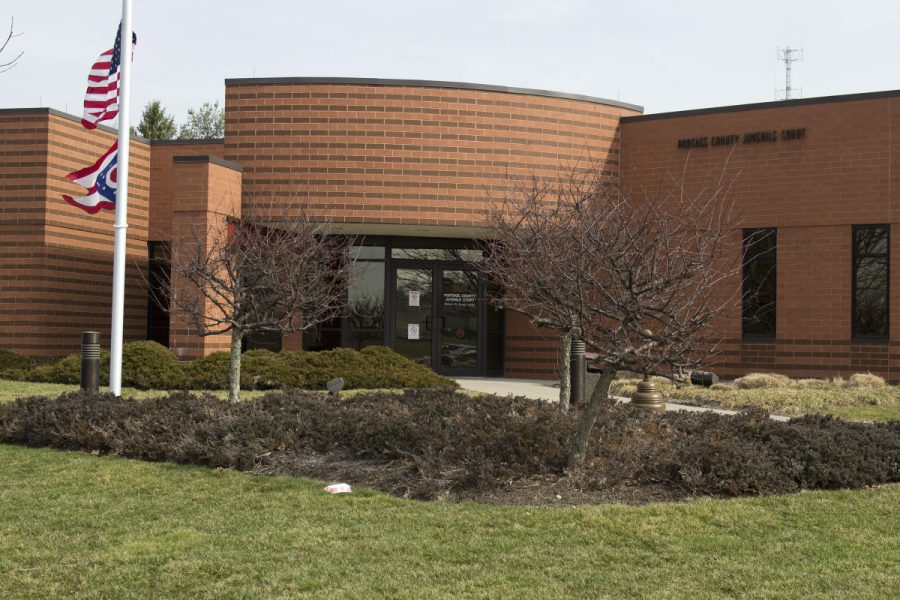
[3,1,899,125]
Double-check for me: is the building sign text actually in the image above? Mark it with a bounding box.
[678,128,806,150]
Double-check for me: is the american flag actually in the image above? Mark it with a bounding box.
[81,25,136,129]
[62,141,119,214]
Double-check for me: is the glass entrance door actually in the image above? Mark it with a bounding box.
[394,267,434,368]
[392,264,481,375]
[437,269,479,374]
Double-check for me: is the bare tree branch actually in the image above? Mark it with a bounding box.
[478,160,745,465]
[0,17,23,74]
[165,193,355,401]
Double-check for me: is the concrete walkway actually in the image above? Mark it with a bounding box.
[453,377,791,421]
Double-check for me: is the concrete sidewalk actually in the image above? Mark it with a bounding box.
[453,377,790,421]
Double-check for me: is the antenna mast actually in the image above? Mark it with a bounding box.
[777,46,803,100]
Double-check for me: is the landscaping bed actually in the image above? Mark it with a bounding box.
[610,371,900,421]
[1,389,897,506]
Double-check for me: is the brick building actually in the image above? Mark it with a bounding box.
[2,79,899,380]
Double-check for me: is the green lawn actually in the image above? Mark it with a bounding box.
[0,379,263,403]
[822,404,900,422]
[1,444,898,599]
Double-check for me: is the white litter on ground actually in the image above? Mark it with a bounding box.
[324,483,352,494]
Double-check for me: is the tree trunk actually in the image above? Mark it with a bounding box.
[558,330,572,412]
[567,362,616,468]
[228,328,242,403]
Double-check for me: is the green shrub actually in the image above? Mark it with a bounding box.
[121,341,184,389]
[26,351,111,385]
[5,343,455,391]
[240,349,292,390]
[0,368,29,381]
[181,352,231,389]
[251,346,456,391]
[0,349,32,375]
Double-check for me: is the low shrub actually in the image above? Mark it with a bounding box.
[180,352,230,390]
[0,349,31,376]
[179,346,456,391]
[734,373,791,389]
[25,351,111,385]
[121,341,184,389]
[1,390,896,500]
[2,344,456,391]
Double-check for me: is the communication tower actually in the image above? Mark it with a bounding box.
[777,46,803,100]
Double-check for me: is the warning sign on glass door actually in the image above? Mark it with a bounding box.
[407,323,420,340]
[409,291,420,307]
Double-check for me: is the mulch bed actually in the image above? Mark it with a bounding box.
[1,389,897,506]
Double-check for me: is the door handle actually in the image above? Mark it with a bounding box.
[425,315,432,331]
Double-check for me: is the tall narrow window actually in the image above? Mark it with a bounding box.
[742,228,777,338]
[146,241,171,347]
[852,225,889,340]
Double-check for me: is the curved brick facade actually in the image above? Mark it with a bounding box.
[223,79,640,233]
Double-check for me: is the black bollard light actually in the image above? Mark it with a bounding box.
[80,331,100,394]
[569,338,585,406]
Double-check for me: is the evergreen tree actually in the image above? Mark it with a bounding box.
[135,100,176,140]
[178,101,225,139]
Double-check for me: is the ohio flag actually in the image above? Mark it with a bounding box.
[62,141,118,214]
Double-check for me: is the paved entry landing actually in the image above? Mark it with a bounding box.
[453,377,560,402]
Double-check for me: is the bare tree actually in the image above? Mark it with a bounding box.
[0,17,22,74]
[480,163,741,466]
[168,198,355,402]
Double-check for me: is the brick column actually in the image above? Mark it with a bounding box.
[168,156,243,359]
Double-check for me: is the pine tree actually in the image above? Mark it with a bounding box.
[135,100,176,140]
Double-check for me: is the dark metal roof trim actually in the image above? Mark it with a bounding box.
[224,76,643,112]
[151,138,224,146]
[622,88,900,122]
[173,154,243,172]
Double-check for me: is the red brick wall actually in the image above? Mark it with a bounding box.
[223,80,640,377]
[0,109,149,357]
[168,158,242,359]
[149,140,225,241]
[224,81,638,229]
[621,93,900,380]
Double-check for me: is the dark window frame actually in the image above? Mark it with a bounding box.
[146,241,172,347]
[742,228,777,340]
[851,224,890,341]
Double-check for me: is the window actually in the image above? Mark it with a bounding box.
[742,228,777,338]
[304,239,386,351]
[146,242,171,347]
[852,225,889,340]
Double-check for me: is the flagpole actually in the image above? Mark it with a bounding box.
[110,0,133,397]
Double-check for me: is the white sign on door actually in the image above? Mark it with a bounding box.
[407,323,420,340]
[408,291,420,307]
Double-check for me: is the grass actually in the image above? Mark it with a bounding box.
[0,379,403,404]
[0,379,267,403]
[610,374,900,422]
[1,444,898,599]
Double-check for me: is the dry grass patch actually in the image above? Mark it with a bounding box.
[610,371,900,419]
